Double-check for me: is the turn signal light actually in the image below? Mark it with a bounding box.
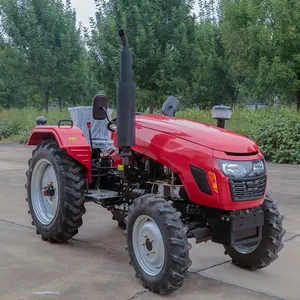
[208,171,219,194]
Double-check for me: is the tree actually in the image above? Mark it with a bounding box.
[0,44,29,108]
[221,0,300,110]
[0,0,97,111]
[52,4,99,108]
[88,0,199,112]
[187,1,237,107]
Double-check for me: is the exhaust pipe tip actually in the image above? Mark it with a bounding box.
[119,29,128,50]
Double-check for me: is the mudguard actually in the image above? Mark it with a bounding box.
[27,125,92,182]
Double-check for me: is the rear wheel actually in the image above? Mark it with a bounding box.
[26,140,86,243]
[224,196,285,270]
[125,194,191,295]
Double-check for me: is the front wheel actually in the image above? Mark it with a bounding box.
[125,194,192,295]
[224,196,285,270]
[26,140,86,243]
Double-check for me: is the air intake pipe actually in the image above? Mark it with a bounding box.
[116,29,136,166]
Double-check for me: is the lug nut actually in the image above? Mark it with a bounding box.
[143,234,148,238]
[226,218,230,222]
[141,242,145,246]
[151,250,155,254]
[145,252,149,256]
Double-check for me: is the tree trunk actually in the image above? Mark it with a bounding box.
[44,90,50,113]
[229,85,238,106]
[58,96,62,111]
[297,90,300,112]
[5,95,10,109]
[149,104,154,114]
[71,96,76,106]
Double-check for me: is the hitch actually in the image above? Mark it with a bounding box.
[188,228,212,244]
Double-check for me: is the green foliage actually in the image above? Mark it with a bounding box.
[0,44,29,108]
[0,123,17,139]
[0,0,99,110]
[0,108,69,143]
[1,106,299,164]
[220,0,300,108]
[88,0,200,110]
[187,21,238,107]
[177,106,300,164]
[247,107,300,164]
[0,0,299,165]
[1,0,299,112]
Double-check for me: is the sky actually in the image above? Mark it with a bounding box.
[69,0,200,28]
[70,0,95,28]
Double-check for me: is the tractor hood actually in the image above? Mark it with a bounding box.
[136,114,259,154]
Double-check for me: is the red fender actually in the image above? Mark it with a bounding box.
[27,125,92,183]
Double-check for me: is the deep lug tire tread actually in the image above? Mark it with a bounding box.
[224,196,285,270]
[125,194,191,295]
[26,140,86,243]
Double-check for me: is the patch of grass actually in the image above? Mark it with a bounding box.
[1,106,299,164]
[177,106,300,164]
[0,108,69,144]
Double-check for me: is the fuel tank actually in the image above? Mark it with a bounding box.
[135,114,258,154]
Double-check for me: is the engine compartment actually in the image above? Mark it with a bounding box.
[85,145,265,247]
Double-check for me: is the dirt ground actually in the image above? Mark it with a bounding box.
[0,142,299,300]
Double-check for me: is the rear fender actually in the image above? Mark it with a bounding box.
[27,126,92,183]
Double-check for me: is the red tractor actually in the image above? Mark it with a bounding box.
[25,30,285,295]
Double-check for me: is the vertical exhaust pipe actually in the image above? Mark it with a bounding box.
[116,29,136,168]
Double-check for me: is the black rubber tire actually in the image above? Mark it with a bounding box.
[224,196,286,270]
[125,194,192,295]
[26,140,86,243]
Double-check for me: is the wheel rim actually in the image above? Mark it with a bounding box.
[31,158,59,225]
[132,215,165,276]
[233,240,260,254]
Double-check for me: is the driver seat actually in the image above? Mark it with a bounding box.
[68,106,115,152]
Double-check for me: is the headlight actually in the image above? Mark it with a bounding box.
[220,158,266,178]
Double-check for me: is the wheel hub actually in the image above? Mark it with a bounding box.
[31,159,59,225]
[145,238,153,252]
[132,215,165,276]
[41,180,56,199]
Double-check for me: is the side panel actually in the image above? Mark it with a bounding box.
[27,126,92,182]
[130,125,221,208]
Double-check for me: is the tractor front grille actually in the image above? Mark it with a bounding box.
[229,174,266,201]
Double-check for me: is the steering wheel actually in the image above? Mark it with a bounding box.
[106,112,141,132]
[107,117,117,132]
